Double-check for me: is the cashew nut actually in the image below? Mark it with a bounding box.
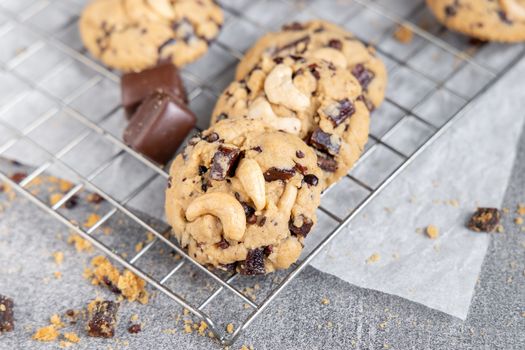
[499,0,525,20]
[311,48,348,69]
[264,64,310,112]
[147,0,175,19]
[186,193,246,241]
[278,183,298,217]
[236,158,266,211]
[247,98,301,134]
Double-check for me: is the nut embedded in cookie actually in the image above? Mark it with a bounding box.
[165,119,324,274]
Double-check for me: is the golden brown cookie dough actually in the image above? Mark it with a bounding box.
[165,119,323,274]
[426,0,525,42]
[79,0,224,71]
[235,20,387,111]
[211,55,370,186]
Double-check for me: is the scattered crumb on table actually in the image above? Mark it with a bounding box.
[426,225,439,239]
[366,253,381,264]
[393,24,413,44]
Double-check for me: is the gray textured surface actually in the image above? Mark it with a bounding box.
[0,119,524,350]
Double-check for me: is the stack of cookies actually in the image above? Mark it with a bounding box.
[165,20,388,275]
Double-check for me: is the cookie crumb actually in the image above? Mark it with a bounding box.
[183,324,192,334]
[32,325,59,342]
[84,213,101,228]
[496,225,505,233]
[426,225,439,239]
[321,298,330,305]
[226,323,234,334]
[50,314,64,328]
[366,253,381,264]
[135,242,144,252]
[393,24,413,44]
[130,314,139,322]
[52,251,64,265]
[54,271,62,279]
[197,321,208,336]
[515,217,523,225]
[517,204,525,216]
[63,332,80,343]
[67,234,93,252]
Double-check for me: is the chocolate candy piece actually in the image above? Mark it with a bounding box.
[87,300,119,338]
[325,99,355,127]
[467,208,501,232]
[309,128,341,156]
[210,146,241,180]
[0,295,14,333]
[121,64,187,118]
[240,248,265,275]
[263,167,296,182]
[316,152,338,172]
[289,216,314,237]
[123,91,196,165]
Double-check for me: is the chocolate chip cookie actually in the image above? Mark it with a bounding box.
[79,0,224,71]
[235,20,387,111]
[165,119,323,274]
[426,0,525,42]
[211,55,370,186]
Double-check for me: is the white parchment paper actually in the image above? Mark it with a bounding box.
[311,57,525,320]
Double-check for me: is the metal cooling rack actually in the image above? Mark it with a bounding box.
[0,0,524,345]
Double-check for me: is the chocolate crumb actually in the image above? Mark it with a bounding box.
[87,300,119,338]
[0,295,14,333]
[128,324,141,334]
[467,208,500,232]
[10,172,27,183]
[263,167,296,182]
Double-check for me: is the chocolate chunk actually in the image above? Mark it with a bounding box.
[498,10,513,25]
[328,39,343,50]
[257,216,267,227]
[294,162,307,175]
[252,146,263,153]
[326,99,355,127]
[240,202,256,223]
[210,146,241,180]
[204,132,219,143]
[303,174,319,187]
[240,248,265,275]
[0,295,14,333]
[445,5,457,17]
[216,238,230,249]
[308,63,321,80]
[64,195,79,209]
[102,276,122,294]
[296,150,305,158]
[263,245,273,256]
[289,216,314,237]
[167,176,173,188]
[309,128,341,155]
[10,172,27,183]
[467,208,501,232]
[128,324,141,334]
[275,35,310,55]
[87,300,119,338]
[282,22,305,31]
[121,64,187,118]
[263,167,296,182]
[123,91,196,165]
[351,64,375,90]
[357,95,375,112]
[316,153,338,172]
[198,165,208,175]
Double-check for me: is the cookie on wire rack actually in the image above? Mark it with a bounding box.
[211,55,370,187]
[79,0,224,71]
[165,119,323,275]
[235,20,388,111]
[426,0,525,42]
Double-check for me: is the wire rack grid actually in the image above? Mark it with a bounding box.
[0,0,524,345]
